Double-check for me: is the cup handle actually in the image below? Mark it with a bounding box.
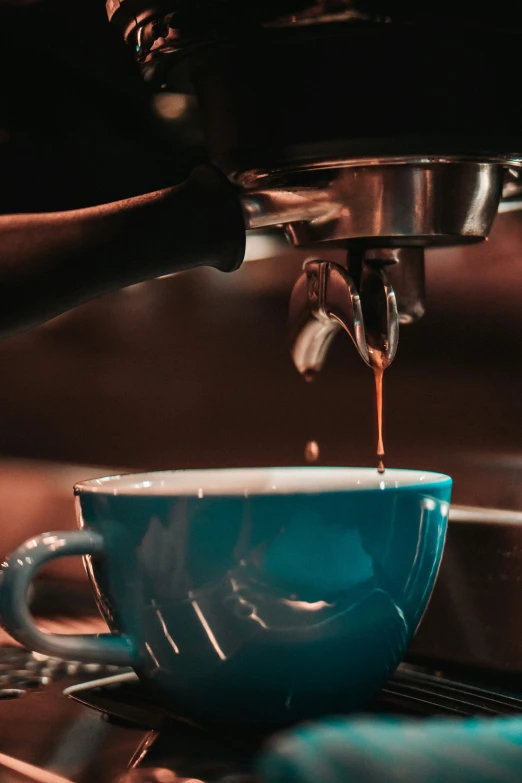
[0,530,137,666]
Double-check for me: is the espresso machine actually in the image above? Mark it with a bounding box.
[1,0,522,377]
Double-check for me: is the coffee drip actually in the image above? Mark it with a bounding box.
[375,373,385,474]
[304,367,320,463]
[358,262,394,475]
[368,346,389,475]
[304,440,320,463]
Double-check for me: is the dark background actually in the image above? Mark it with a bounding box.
[0,0,201,213]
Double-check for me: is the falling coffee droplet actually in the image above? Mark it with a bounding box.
[303,369,317,383]
[305,440,320,463]
[367,340,388,475]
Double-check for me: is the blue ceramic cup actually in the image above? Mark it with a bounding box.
[0,467,451,724]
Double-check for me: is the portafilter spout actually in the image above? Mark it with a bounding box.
[289,260,399,380]
[288,254,400,378]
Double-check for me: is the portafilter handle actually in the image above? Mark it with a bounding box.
[0,165,245,338]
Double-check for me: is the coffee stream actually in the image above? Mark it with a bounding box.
[368,344,388,474]
[374,367,385,474]
[305,440,320,463]
[357,259,391,474]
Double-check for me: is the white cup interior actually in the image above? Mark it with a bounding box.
[75,467,451,497]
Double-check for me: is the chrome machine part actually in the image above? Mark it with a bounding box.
[245,158,502,374]
[241,158,507,247]
[288,257,399,377]
[366,248,426,325]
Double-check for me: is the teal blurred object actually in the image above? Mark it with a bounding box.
[258,716,522,783]
[0,467,450,724]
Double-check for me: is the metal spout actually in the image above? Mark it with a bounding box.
[288,257,399,378]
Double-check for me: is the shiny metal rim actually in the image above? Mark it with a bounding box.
[236,154,522,189]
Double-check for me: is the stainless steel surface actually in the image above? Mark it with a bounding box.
[381,664,522,717]
[239,154,522,183]
[288,257,398,375]
[241,160,506,246]
[366,248,426,325]
[449,506,522,525]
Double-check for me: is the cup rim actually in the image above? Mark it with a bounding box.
[74,467,452,497]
